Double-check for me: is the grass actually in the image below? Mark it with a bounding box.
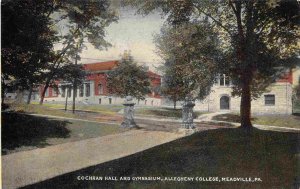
[212,113,300,129]
[22,128,300,189]
[6,103,124,123]
[2,112,126,155]
[8,103,78,119]
[31,102,123,115]
[135,107,203,119]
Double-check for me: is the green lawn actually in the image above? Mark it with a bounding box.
[135,107,203,119]
[212,113,300,129]
[31,102,123,115]
[22,128,300,189]
[2,112,126,155]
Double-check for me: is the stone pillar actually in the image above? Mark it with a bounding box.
[121,96,137,128]
[181,97,195,129]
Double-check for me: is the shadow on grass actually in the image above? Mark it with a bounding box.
[212,114,257,123]
[2,112,71,155]
[136,108,201,119]
[22,127,300,189]
[198,121,236,127]
[293,112,300,117]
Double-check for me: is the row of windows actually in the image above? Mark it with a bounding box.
[58,83,104,98]
[98,98,155,105]
[219,94,275,109]
[61,83,90,98]
[215,74,231,86]
[45,83,105,98]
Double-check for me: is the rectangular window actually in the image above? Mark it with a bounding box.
[98,83,103,95]
[99,98,101,104]
[225,75,230,86]
[73,87,77,98]
[85,83,90,97]
[61,86,65,97]
[220,74,225,86]
[45,88,49,97]
[79,85,84,97]
[214,74,220,85]
[109,98,112,104]
[219,74,230,86]
[52,88,58,96]
[67,88,71,98]
[265,95,275,105]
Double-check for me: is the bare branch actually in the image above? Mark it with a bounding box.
[194,6,233,37]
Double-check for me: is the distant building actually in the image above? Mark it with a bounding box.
[39,61,162,106]
[194,71,294,115]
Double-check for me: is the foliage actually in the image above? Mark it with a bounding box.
[160,61,186,108]
[155,22,221,101]
[56,64,86,86]
[1,0,57,91]
[107,56,151,99]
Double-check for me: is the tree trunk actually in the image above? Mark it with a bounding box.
[72,80,77,114]
[65,90,68,111]
[27,85,33,104]
[173,100,176,109]
[240,78,252,129]
[39,80,50,105]
[72,45,79,114]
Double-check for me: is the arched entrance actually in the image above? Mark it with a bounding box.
[220,96,230,110]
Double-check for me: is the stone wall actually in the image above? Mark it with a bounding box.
[195,82,293,115]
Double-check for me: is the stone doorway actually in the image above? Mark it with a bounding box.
[220,96,230,110]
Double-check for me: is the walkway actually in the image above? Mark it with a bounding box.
[196,112,300,132]
[2,130,185,189]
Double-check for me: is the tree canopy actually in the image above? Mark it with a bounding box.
[1,0,57,90]
[107,56,151,100]
[155,22,221,101]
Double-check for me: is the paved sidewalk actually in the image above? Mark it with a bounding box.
[30,112,300,132]
[2,130,185,189]
[196,112,300,132]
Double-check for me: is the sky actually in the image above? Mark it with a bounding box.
[79,7,165,71]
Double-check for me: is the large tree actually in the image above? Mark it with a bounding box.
[107,56,151,100]
[126,0,299,129]
[155,22,221,108]
[1,0,57,104]
[160,60,186,109]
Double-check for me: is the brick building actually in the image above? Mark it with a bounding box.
[40,61,162,106]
